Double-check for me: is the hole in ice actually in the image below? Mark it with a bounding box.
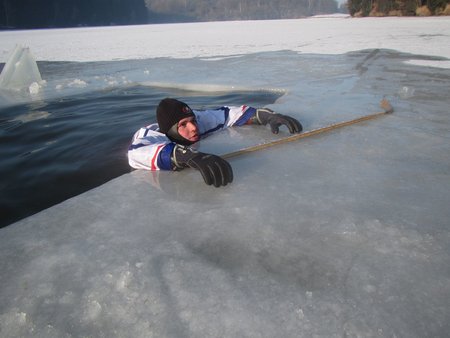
[0,84,283,228]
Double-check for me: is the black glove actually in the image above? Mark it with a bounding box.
[171,145,233,187]
[253,108,302,134]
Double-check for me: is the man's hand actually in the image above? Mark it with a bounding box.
[172,145,233,187]
[254,108,302,134]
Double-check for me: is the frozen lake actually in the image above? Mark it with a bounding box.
[1,16,450,337]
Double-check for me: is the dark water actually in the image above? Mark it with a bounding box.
[0,85,280,228]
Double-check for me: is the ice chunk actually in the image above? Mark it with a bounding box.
[0,45,42,91]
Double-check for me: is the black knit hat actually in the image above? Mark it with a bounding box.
[156,98,195,134]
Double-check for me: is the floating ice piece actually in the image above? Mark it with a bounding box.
[398,86,415,99]
[0,45,42,91]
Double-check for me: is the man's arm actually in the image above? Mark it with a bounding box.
[128,127,174,171]
[195,105,302,135]
[128,126,233,187]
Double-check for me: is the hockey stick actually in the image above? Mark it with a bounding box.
[222,99,393,159]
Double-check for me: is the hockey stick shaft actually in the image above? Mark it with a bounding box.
[222,99,393,159]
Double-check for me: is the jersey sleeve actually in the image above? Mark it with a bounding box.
[195,105,256,137]
[127,125,175,171]
[226,105,257,126]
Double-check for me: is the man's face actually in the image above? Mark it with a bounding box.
[177,116,199,143]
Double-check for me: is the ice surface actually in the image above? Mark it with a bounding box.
[1,17,450,337]
[0,17,449,66]
[0,45,42,93]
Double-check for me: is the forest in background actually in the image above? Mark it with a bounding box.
[1,0,340,29]
[1,0,449,29]
[0,0,148,28]
[348,0,450,16]
[145,0,341,22]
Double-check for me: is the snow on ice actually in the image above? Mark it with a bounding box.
[1,16,450,337]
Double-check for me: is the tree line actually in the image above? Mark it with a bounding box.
[348,0,450,16]
[145,0,341,22]
[1,0,148,29]
[2,0,449,29]
[1,0,341,29]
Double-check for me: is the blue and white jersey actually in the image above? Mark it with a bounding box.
[128,105,256,171]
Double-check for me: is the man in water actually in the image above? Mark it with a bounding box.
[128,98,302,187]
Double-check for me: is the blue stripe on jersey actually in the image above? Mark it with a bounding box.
[128,143,147,151]
[157,143,175,170]
[234,106,257,126]
[223,107,230,124]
